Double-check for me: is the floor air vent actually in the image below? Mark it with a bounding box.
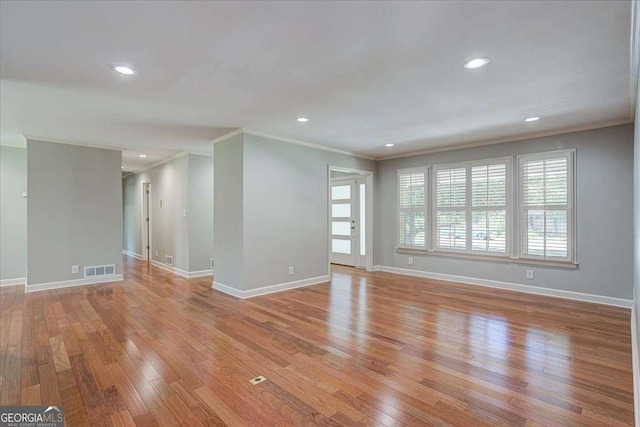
[84,264,116,278]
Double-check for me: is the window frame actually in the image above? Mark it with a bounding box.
[431,157,513,258]
[517,149,576,263]
[394,149,577,268]
[397,166,429,250]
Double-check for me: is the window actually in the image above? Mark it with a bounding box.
[395,150,576,266]
[398,167,427,249]
[471,162,508,254]
[519,150,574,262]
[434,158,511,255]
[435,165,467,251]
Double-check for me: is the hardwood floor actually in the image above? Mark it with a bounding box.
[0,257,635,426]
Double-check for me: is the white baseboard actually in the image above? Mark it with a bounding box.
[150,260,189,278]
[373,265,633,308]
[212,275,330,299]
[0,277,26,287]
[631,305,639,427]
[149,260,212,279]
[187,269,214,278]
[122,250,144,260]
[25,274,124,293]
[212,280,245,298]
[1,277,26,287]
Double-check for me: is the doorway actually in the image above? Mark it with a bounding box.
[328,167,373,271]
[142,182,152,260]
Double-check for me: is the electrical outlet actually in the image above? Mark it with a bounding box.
[526,269,534,280]
[288,266,294,275]
[183,209,187,217]
[155,250,158,257]
[408,256,413,265]
[71,265,79,274]
[210,258,214,269]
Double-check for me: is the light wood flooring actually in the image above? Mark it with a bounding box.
[0,256,635,426]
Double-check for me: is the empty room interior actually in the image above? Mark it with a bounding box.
[1,1,640,426]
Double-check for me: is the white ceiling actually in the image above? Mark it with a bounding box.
[0,0,633,168]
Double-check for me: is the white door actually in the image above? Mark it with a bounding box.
[329,178,366,267]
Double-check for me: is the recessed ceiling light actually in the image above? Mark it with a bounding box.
[114,65,135,75]
[463,57,489,70]
[138,154,147,158]
[524,117,540,122]
[121,166,124,169]
[296,117,309,122]
[385,143,395,147]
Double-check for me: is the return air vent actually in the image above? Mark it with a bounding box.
[84,264,116,278]
[165,255,173,266]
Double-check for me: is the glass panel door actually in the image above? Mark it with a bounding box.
[330,180,356,266]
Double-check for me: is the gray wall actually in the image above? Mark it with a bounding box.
[188,154,214,272]
[123,153,213,273]
[213,135,244,288]
[154,154,190,271]
[123,155,189,271]
[241,133,376,291]
[375,124,634,299]
[122,173,142,256]
[27,140,123,285]
[0,146,27,281]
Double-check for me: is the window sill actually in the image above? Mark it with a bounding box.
[395,247,578,269]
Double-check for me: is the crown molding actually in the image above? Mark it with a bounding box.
[25,118,635,168]
[0,139,27,148]
[189,150,213,157]
[23,134,192,177]
[242,128,376,161]
[376,119,633,161]
[23,134,124,152]
[210,128,375,161]
[131,151,190,175]
[211,128,243,145]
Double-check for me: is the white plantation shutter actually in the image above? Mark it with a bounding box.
[470,161,509,254]
[435,158,511,254]
[393,151,574,264]
[435,165,467,251]
[398,167,427,249]
[519,151,574,261]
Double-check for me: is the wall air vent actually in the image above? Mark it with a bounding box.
[84,264,116,278]
[165,255,173,266]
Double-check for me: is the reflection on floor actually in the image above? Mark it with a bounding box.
[0,257,634,426]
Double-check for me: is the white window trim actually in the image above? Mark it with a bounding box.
[431,156,513,258]
[394,150,577,268]
[397,166,429,250]
[517,149,576,263]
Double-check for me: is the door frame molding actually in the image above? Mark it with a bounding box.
[327,166,374,274]
[141,182,152,261]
